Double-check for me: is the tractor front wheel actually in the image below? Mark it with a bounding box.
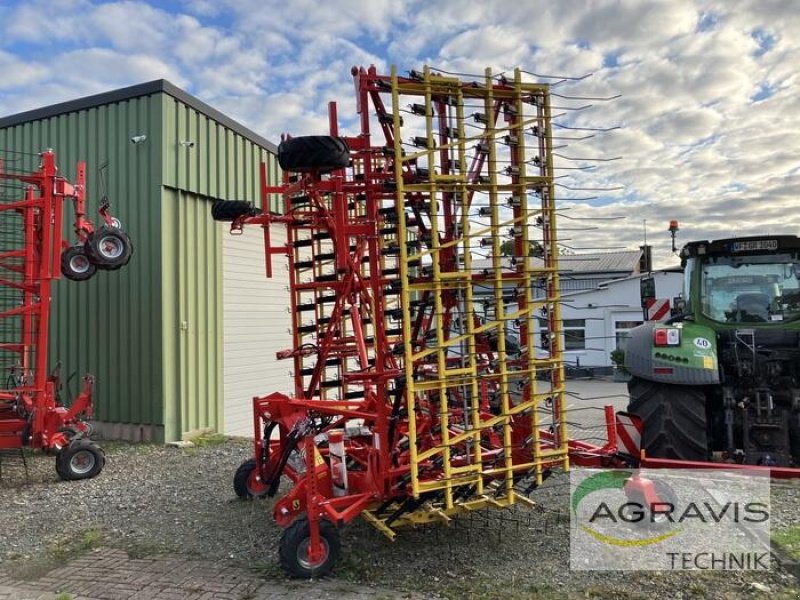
[279,517,340,578]
[55,439,105,481]
[627,376,709,461]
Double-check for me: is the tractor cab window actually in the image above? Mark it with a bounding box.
[700,253,800,323]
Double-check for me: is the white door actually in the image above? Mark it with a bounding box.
[222,225,292,436]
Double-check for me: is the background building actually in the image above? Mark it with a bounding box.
[557,250,645,293]
[474,251,683,373]
[556,269,683,373]
[0,80,292,442]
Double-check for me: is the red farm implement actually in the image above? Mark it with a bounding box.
[0,149,132,480]
[214,66,572,576]
[215,65,800,577]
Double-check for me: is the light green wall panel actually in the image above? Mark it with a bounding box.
[161,187,223,441]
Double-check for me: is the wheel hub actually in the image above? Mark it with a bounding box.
[296,536,329,569]
[69,449,96,475]
[70,255,90,273]
[99,236,124,259]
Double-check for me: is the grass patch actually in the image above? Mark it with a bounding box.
[8,527,107,580]
[96,440,162,456]
[47,527,105,562]
[80,527,104,550]
[333,546,380,583]
[436,578,563,600]
[192,433,227,447]
[122,538,175,559]
[772,525,800,560]
[54,593,74,600]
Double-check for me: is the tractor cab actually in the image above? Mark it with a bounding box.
[626,234,800,467]
[680,236,800,326]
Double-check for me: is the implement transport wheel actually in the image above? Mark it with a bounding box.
[61,246,97,281]
[211,200,258,222]
[85,227,133,270]
[233,458,269,499]
[55,439,105,481]
[277,136,350,173]
[279,517,340,578]
[627,376,708,461]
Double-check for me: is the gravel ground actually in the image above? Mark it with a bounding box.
[0,440,798,600]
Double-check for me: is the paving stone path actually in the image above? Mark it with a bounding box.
[0,547,411,600]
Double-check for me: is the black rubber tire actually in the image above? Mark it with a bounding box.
[278,136,350,173]
[627,376,709,461]
[84,227,133,270]
[279,517,340,578]
[211,200,258,222]
[233,458,268,499]
[61,246,97,281]
[55,439,105,481]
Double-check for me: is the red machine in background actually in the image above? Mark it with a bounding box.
[0,150,132,480]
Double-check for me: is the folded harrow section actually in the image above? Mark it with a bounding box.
[385,66,569,508]
[219,65,568,577]
[0,150,131,480]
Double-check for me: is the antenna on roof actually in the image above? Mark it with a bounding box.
[639,219,655,321]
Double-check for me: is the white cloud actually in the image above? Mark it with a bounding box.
[0,0,796,268]
[0,51,49,90]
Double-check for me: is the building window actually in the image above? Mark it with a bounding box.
[615,320,643,351]
[537,318,586,351]
[563,319,586,351]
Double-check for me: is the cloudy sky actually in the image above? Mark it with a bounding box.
[0,0,797,267]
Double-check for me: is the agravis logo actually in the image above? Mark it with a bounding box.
[570,469,772,571]
[571,470,681,547]
[571,470,769,548]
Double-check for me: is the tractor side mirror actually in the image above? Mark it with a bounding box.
[640,277,656,308]
[672,295,686,316]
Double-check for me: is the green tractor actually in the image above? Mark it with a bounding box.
[625,235,800,467]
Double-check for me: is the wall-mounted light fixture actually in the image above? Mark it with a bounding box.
[179,140,195,148]
[130,134,147,144]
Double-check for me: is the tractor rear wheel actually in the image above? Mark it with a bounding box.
[627,376,709,461]
[56,439,105,480]
[277,136,350,173]
[279,517,340,578]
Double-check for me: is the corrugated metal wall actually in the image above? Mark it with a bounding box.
[0,89,281,443]
[160,94,280,441]
[0,96,165,436]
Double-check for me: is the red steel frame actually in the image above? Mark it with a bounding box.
[0,150,112,452]
[225,66,573,569]
[224,66,800,572]
[549,405,800,480]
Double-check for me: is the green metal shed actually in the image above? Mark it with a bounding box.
[0,81,291,442]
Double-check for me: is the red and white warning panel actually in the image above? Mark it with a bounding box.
[646,298,671,321]
[615,412,643,457]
